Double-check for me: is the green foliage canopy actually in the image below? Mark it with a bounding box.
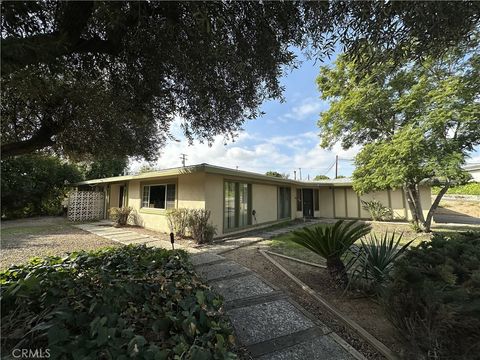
[317,43,480,230]
[84,157,128,180]
[2,1,479,160]
[314,175,330,180]
[265,171,289,179]
[1,155,83,218]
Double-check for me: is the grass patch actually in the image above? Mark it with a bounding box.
[0,245,236,359]
[1,224,72,237]
[268,221,480,264]
[432,182,480,195]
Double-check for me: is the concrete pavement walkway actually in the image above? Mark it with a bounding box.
[191,252,365,360]
[74,220,365,358]
[73,222,193,251]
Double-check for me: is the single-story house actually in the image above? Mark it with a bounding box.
[464,163,480,182]
[75,163,431,238]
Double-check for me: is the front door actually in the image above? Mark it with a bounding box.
[302,189,314,218]
[119,186,125,208]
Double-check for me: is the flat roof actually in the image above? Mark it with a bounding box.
[75,163,353,187]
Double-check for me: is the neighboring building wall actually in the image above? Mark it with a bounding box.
[468,169,480,182]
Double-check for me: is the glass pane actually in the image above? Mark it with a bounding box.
[149,185,166,208]
[278,187,291,219]
[224,182,236,229]
[166,184,176,209]
[239,183,249,227]
[296,189,302,211]
[142,186,150,208]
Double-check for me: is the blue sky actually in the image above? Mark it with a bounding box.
[131,51,479,178]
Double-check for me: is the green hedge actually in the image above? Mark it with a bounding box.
[0,246,237,359]
[384,232,480,359]
[432,182,480,195]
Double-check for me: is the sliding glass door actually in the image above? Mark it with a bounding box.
[278,187,291,219]
[224,181,252,231]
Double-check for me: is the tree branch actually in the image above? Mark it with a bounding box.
[1,124,58,157]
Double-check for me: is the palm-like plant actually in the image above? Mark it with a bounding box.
[349,232,413,294]
[290,220,371,284]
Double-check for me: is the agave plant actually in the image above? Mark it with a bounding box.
[348,232,413,293]
[290,220,371,284]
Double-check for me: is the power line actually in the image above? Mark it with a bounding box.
[180,153,187,167]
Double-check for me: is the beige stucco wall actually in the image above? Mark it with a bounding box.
[109,170,432,236]
[403,185,431,220]
[252,184,278,224]
[345,187,359,218]
[124,174,207,233]
[205,174,295,236]
[318,188,334,218]
[204,173,224,235]
[334,188,347,218]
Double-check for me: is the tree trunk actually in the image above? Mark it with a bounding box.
[424,184,450,232]
[326,256,348,286]
[405,184,428,232]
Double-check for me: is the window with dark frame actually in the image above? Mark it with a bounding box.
[142,184,176,209]
[296,188,302,211]
[314,189,319,211]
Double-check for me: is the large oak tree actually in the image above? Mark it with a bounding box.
[2,1,479,160]
[317,43,480,231]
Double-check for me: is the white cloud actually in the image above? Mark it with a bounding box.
[129,118,359,179]
[285,97,326,120]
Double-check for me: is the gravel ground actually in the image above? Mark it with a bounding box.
[1,217,120,269]
[224,242,387,360]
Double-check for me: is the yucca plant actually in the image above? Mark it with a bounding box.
[348,232,413,294]
[290,220,371,284]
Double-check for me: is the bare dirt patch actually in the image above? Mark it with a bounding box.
[437,199,480,218]
[224,243,390,360]
[1,217,120,269]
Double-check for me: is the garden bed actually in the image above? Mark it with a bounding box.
[268,253,404,356]
[1,245,237,359]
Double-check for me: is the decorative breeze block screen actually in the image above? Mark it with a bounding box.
[68,191,105,221]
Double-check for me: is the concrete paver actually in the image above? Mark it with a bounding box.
[190,251,365,359]
[211,273,275,302]
[75,220,363,359]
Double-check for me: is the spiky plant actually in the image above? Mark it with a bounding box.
[349,232,413,294]
[290,220,371,284]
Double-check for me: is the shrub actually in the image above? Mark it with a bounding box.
[361,199,393,221]
[166,208,190,238]
[188,209,217,244]
[109,206,132,226]
[290,220,371,284]
[0,246,236,359]
[383,232,480,359]
[347,232,412,294]
[1,155,82,219]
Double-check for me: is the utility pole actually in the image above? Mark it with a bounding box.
[299,168,302,180]
[180,153,187,167]
[335,155,338,179]
[294,170,297,180]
